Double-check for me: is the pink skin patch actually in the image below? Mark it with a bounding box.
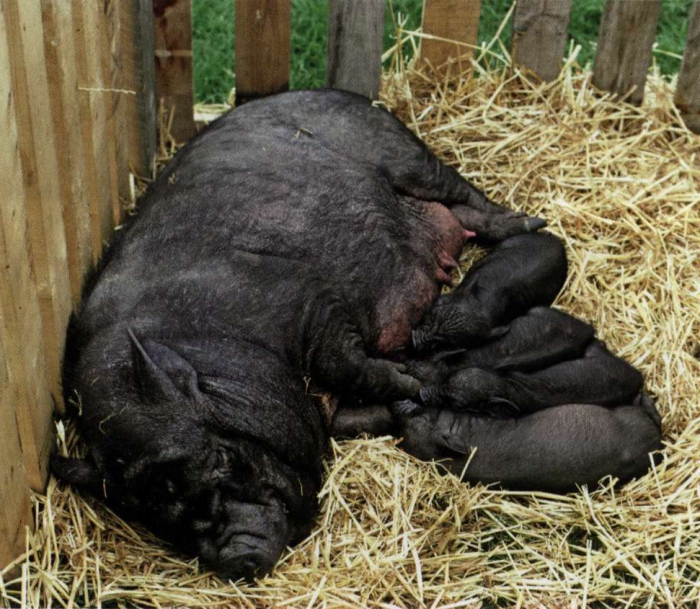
[374,203,478,354]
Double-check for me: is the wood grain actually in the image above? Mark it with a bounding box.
[40,0,94,303]
[420,0,481,71]
[235,0,291,104]
[592,0,662,104]
[2,0,71,418]
[154,0,196,142]
[118,0,158,179]
[0,0,55,490]
[0,341,32,570]
[512,0,572,82]
[327,0,385,99]
[675,0,700,133]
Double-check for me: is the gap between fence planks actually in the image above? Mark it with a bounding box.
[675,0,700,133]
[235,0,291,105]
[153,0,196,142]
[593,0,662,105]
[512,0,572,83]
[420,0,481,71]
[327,0,385,100]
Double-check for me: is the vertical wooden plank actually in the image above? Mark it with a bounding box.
[153,0,196,142]
[235,0,291,105]
[101,0,132,220]
[118,0,158,179]
[0,349,32,570]
[675,0,700,133]
[592,0,662,105]
[326,0,385,99]
[2,0,71,416]
[40,0,94,303]
[420,0,482,70]
[71,0,115,256]
[512,0,572,82]
[0,1,55,490]
[0,2,34,551]
[74,1,121,244]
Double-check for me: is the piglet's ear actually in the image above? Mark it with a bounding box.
[128,329,200,402]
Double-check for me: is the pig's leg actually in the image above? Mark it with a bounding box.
[330,405,395,439]
[397,395,663,493]
[305,307,421,402]
[286,91,545,240]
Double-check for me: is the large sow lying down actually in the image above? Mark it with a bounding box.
[55,90,544,581]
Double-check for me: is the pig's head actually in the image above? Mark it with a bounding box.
[56,332,327,582]
[411,296,508,352]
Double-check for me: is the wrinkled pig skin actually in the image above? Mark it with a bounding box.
[331,394,662,493]
[412,232,567,351]
[56,89,547,582]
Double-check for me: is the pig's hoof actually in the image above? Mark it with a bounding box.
[391,400,424,419]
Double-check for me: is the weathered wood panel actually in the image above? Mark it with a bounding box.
[512,0,572,82]
[40,0,94,302]
[675,0,700,133]
[593,0,662,104]
[73,1,121,245]
[327,0,385,99]
[154,0,196,142]
[0,1,55,490]
[118,0,158,179]
[235,0,291,104]
[420,0,482,70]
[0,344,32,570]
[101,0,132,219]
[2,0,71,417]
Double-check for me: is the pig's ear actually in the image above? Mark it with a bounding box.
[128,329,200,402]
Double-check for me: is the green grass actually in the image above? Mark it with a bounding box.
[193,0,695,104]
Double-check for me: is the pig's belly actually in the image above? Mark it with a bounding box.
[375,202,466,353]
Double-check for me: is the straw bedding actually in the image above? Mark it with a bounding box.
[2,39,699,608]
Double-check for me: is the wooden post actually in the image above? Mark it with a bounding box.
[235,0,291,105]
[2,0,71,417]
[420,0,482,70]
[512,0,572,82]
[0,0,56,490]
[592,0,662,105]
[118,0,158,179]
[0,352,32,570]
[327,0,385,99]
[0,4,34,569]
[153,0,196,143]
[675,0,700,133]
[40,0,94,303]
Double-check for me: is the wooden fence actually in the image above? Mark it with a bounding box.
[1,0,699,570]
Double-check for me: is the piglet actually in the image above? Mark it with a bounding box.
[412,232,567,352]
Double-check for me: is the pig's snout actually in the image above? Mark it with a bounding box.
[218,539,282,582]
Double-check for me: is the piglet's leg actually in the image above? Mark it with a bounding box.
[398,398,662,493]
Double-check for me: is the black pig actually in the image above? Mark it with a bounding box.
[55,89,545,581]
[412,232,567,351]
[437,306,595,373]
[396,393,662,493]
[331,394,662,493]
[420,339,643,415]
